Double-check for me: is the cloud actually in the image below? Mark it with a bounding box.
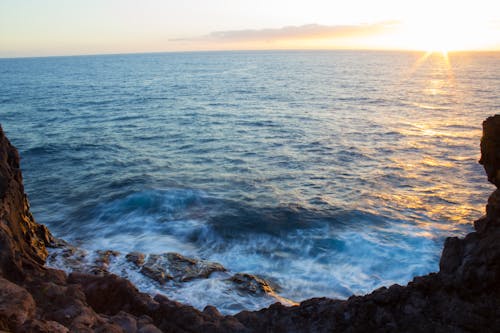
[173,21,400,43]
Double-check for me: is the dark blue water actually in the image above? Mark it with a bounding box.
[0,51,498,313]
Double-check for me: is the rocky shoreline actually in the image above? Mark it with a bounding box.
[1,115,499,332]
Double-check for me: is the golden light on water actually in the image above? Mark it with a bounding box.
[361,52,489,233]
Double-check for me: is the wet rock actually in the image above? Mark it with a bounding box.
[89,250,120,276]
[139,252,226,284]
[47,244,88,272]
[140,256,173,285]
[95,250,120,267]
[228,273,279,295]
[88,266,110,276]
[47,245,121,276]
[126,251,146,267]
[167,252,226,281]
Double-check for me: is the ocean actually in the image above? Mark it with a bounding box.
[0,50,498,313]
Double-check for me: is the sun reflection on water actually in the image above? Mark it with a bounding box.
[359,52,491,234]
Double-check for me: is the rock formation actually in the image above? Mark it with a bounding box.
[1,115,500,332]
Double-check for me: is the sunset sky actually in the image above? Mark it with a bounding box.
[1,0,499,57]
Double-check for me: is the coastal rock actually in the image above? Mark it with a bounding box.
[47,244,123,276]
[140,255,173,284]
[90,249,120,275]
[96,249,120,267]
[139,252,226,284]
[0,277,36,330]
[480,115,500,188]
[110,311,138,333]
[0,126,53,281]
[166,252,226,281]
[228,273,279,295]
[47,242,88,272]
[126,251,146,267]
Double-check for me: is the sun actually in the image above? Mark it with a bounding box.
[402,19,469,53]
[389,2,498,52]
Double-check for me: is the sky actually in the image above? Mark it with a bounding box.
[1,0,499,57]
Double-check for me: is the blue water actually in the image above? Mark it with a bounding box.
[0,50,498,313]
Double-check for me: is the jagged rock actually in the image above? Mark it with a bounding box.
[480,115,500,188]
[167,252,226,281]
[0,126,53,280]
[228,273,279,295]
[47,246,121,276]
[139,252,226,284]
[0,277,36,330]
[140,255,173,284]
[47,243,88,272]
[126,251,146,267]
[68,273,160,315]
[96,250,120,267]
[89,250,120,275]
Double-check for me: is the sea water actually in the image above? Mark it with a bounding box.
[0,50,498,313]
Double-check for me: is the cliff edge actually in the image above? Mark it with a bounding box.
[0,116,499,332]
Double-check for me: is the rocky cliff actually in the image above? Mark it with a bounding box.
[0,116,499,332]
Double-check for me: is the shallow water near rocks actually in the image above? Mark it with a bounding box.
[0,50,498,313]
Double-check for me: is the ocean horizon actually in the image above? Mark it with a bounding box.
[2,48,500,60]
[0,49,498,313]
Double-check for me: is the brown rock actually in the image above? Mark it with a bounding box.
[0,126,53,281]
[126,251,146,267]
[140,255,173,284]
[68,272,160,315]
[0,277,36,330]
[95,250,120,267]
[228,273,278,295]
[138,323,163,333]
[110,311,138,333]
[20,319,70,333]
[139,253,226,284]
[166,252,226,282]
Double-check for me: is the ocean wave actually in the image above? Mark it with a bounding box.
[45,187,446,313]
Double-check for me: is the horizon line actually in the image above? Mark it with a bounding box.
[1,47,500,60]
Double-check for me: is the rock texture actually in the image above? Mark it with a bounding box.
[228,273,279,295]
[137,252,226,284]
[1,115,500,332]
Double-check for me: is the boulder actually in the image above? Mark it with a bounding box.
[0,277,36,330]
[126,251,146,267]
[227,273,279,295]
[139,252,226,284]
